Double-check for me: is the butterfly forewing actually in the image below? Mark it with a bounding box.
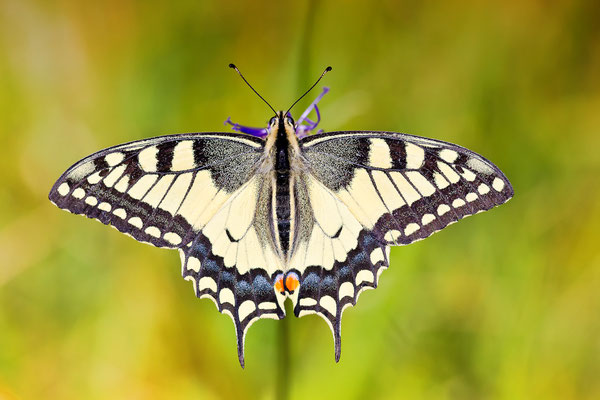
[49,133,265,246]
[301,131,513,243]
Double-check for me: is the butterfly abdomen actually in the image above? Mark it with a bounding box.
[273,118,293,255]
[275,170,291,254]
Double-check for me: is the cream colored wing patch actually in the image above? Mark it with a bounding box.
[289,176,363,274]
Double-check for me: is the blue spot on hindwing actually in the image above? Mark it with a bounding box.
[252,275,272,297]
[236,280,252,297]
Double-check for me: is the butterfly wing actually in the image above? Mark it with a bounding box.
[180,174,286,367]
[49,133,264,247]
[288,173,389,361]
[293,130,513,359]
[49,132,285,367]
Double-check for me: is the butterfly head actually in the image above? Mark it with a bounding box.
[266,111,297,142]
[268,111,295,130]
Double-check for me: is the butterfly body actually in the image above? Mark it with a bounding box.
[265,111,300,258]
[49,90,513,367]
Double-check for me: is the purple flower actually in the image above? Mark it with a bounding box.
[295,86,329,138]
[223,116,268,138]
[224,87,330,138]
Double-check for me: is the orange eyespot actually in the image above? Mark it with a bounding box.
[274,274,285,294]
[285,272,300,293]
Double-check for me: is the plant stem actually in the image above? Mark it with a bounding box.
[296,0,318,110]
[276,301,291,400]
[276,2,319,399]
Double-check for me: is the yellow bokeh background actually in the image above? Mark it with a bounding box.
[1,0,599,399]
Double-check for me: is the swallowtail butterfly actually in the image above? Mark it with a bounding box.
[49,65,513,367]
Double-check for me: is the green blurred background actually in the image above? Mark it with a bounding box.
[1,0,599,399]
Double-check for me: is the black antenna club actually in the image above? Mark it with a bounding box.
[285,66,332,116]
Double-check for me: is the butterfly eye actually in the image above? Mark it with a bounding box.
[286,116,295,126]
[268,117,277,126]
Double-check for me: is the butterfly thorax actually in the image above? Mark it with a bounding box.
[264,112,300,260]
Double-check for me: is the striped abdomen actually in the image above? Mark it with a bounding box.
[273,120,292,256]
[274,170,291,255]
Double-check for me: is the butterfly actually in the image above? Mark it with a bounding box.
[49,65,513,367]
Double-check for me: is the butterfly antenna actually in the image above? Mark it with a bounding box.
[229,63,277,116]
[286,66,332,116]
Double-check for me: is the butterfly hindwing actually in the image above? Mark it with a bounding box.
[181,238,285,367]
[179,175,286,367]
[287,174,391,360]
